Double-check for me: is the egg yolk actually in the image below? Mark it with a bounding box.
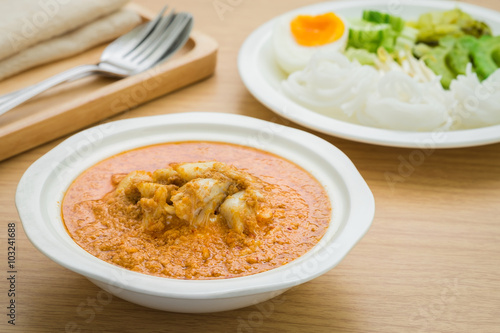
[290,13,345,47]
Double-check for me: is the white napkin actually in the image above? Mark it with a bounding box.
[0,0,141,80]
[0,9,141,80]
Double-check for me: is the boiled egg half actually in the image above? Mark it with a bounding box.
[273,12,348,74]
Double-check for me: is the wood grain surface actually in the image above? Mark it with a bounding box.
[1,0,499,332]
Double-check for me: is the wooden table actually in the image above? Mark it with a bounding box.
[1,0,499,332]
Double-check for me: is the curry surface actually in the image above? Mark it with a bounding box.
[62,142,331,279]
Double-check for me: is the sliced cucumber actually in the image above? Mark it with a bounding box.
[348,19,393,53]
[345,47,378,66]
[362,10,405,32]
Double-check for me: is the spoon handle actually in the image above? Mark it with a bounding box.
[0,64,100,116]
[0,71,96,104]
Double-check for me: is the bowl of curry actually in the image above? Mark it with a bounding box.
[16,112,374,313]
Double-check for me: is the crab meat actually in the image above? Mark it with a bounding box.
[219,189,272,233]
[114,171,153,202]
[174,162,217,181]
[152,167,181,185]
[171,178,232,227]
[112,162,272,233]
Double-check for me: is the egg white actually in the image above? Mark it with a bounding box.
[273,12,348,75]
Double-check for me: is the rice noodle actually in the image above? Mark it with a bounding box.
[281,50,378,119]
[359,72,454,131]
[282,51,454,131]
[450,65,500,129]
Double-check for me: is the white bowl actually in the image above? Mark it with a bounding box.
[16,112,374,313]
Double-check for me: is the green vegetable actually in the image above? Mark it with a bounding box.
[492,48,500,67]
[348,11,410,53]
[395,26,419,51]
[348,19,394,53]
[345,47,378,65]
[345,7,498,90]
[362,10,405,32]
[409,8,492,45]
[421,40,456,89]
[445,36,476,76]
[470,35,500,80]
[413,43,433,58]
[414,35,500,88]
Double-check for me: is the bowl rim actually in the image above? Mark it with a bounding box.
[16,112,375,299]
[237,0,500,149]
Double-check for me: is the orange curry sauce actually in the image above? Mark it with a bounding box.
[62,142,331,280]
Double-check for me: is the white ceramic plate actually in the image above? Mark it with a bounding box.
[238,0,500,148]
[16,112,374,313]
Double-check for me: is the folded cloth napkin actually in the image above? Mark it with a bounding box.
[0,0,141,80]
[0,9,141,80]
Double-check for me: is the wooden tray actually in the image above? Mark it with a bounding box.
[0,4,218,162]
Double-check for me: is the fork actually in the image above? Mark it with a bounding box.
[0,7,193,116]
